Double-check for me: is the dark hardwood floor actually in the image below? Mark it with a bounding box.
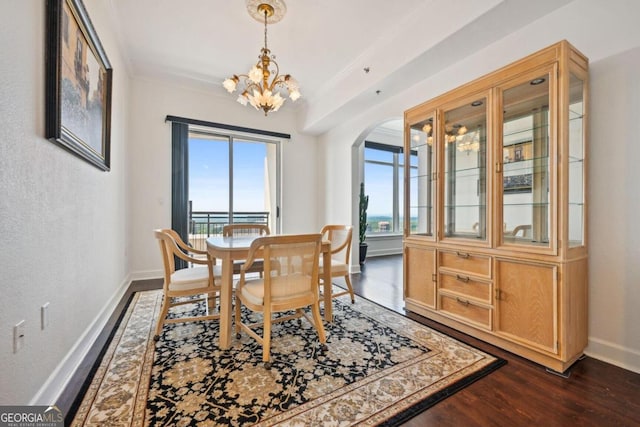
[349,255,640,427]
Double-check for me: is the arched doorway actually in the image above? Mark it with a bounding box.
[351,118,405,264]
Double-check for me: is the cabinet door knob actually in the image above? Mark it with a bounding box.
[456,274,470,283]
[456,297,470,307]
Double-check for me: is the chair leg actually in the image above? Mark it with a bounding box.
[310,301,327,351]
[205,293,211,315]
[154,295,171,341]
[344,274,355,304]
[263,312,272,368]
[234,296,242,339]
[207,291,218,314]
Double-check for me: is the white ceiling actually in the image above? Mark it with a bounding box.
[106,0,574,133]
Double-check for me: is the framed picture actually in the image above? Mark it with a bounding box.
[46,0,112,171]
[514,146,523,161]
[503,173,532,193]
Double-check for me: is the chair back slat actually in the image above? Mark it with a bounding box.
[321,225,353,263]
[248,234,321,299]
[155,230,177,278]
[223,223,270,237]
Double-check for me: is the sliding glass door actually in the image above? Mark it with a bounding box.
[187,131,281,249]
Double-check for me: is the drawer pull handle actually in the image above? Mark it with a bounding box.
[456,251,470,259]
[456,274,470,283]
[456,297,470,307]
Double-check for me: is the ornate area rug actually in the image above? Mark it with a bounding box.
[72,289,505,426]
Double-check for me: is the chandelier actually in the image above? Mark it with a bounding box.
[223,0,300,116]
[456,129,481,154]
[414,122,480,153]
[414,122,468,145]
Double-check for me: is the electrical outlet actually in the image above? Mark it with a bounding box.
[14,321,25,353]
[41,302,50,329]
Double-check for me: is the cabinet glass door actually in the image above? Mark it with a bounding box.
[501,73,551,247]
[407,115,436,237]
[443,98,488,241]
[568,73,585,247]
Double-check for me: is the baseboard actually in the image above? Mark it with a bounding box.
[29,274,132,406]
[366,248,402,257]
[130,269,162,281]
[585,337,640,374]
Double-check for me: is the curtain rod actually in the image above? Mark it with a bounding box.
[165,115,291,140]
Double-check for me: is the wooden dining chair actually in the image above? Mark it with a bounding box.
[153,229,222,341]
[222,223,270,237]
[319,224,355,303]
[234,233,327,368]
[223,223,271,274]
[511,224,532,238]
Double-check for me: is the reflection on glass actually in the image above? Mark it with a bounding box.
[502,75,550,246]
[443,99,487,240]
[408,116,435,236]
[568,73,585,247]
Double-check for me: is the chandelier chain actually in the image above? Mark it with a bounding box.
[263,9,268,53]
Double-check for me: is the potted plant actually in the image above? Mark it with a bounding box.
[358,182,369,265]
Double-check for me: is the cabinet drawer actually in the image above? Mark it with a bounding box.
[439,293,492,329]
[439,250,491,278]
[439,272,491,303]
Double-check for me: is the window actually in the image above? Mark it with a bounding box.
[167,116,289,266]
[188,130,281,246]
[364,141,415,235]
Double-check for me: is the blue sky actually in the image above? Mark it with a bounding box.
[189,137,266,212]
[364,147,404,218]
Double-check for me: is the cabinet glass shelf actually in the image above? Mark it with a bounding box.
[504,202,550,208]
[444,165,487,175]
[503,123,550,140]
[443,203,488,209]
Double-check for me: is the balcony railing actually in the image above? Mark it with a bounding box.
[188,210,270,251]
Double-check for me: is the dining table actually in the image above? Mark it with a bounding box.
[206,234,333,350]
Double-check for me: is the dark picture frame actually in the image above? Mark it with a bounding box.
[46,0,112,171]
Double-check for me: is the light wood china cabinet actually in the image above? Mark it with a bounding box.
[403,41,588,373]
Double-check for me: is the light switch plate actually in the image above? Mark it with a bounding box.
[41,302,50,329]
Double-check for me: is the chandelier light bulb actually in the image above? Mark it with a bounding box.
[248,65,263,84]
[237,91,249,106]
[223,75,239,93]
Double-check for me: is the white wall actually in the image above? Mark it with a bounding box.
[128,78,319,279]
[588,47,640,370]
[0,1,130,404]
[318,0,640,372]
